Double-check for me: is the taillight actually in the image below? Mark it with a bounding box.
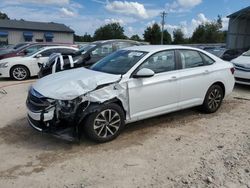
[230,67,235,74]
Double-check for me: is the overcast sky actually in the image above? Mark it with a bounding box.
[0,0,249,37]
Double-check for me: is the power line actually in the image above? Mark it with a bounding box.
[160,11,167,44]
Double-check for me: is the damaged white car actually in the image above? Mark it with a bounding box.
[26,46,235,142]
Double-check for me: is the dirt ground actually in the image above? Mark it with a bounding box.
[0,78,249,188]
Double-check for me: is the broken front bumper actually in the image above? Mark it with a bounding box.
[27,107,55,132]
[27,109,79,141]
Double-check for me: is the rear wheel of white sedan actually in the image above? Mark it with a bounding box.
[11,65,30,81]
[84,103,125,143]
[202,85,224,113]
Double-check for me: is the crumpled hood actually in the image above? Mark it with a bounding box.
[231,56,250,68]
[32,68,121,100]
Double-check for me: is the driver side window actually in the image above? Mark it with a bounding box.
[139,50,176,74]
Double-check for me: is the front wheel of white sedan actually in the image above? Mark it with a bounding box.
[10,65,30,81]
[84,103,125,143]
[202,84,224,113]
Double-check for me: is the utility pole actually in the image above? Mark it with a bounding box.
[160,11,167,44]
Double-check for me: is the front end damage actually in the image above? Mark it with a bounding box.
[26,82,128,141]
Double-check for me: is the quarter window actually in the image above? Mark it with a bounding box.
[179,50,204,69]
[139,50,176,73]
[200,53,214,65]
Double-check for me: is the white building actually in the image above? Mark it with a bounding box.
[0,19,74,45]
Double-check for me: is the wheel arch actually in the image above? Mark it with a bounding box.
[76,97,126,126]
[211,81,225,98]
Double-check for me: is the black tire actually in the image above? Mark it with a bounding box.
[10,65,30,81]
[84,103,125,143]
[202,84,224,113]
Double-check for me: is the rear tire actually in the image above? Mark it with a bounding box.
[84,103,125,143]
[10,65,30,81]
[201,84,224,113]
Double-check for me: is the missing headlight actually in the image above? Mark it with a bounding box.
[57,97,82,113]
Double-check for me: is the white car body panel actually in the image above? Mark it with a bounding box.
[128,70,179,121]
[28,45,235,124]
[0,46,78,78]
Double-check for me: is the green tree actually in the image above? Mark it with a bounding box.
[143,23,161,44]
[93,23,127,40]
[0,11,9,20]
[191,15,226,44]
[172,28,185,44]
[130,34,141,41]
[74,33,92,42]
[143,23,172,44]
[163,30,172,44]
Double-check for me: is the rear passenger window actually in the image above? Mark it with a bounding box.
[179,50,204,69]
[59,48,75,54]
[200,53,214,65]
[41,49,58,57]
[139,50,175,73]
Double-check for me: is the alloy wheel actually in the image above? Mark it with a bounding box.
[208,88,222,111]
[12,67,27,80]
[93,109,121,138]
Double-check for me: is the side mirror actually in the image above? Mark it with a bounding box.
[35,54,42,58]
[133,68,155,78]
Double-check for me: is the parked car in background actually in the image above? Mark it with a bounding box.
[27,45,235,142]
[231,49,250,85]
[220,49,245,61]
[0,46,78,80]
[204,47,226,58]
[38,39,145,78]
[0,42,74,60]
[0,43,30,55]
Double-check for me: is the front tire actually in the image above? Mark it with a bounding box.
[202,85,224,113]
[10,65,30,81]
[84,103,125,143]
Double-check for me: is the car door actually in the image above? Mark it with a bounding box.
[127,50,180,121]
[177,49,215,109]
[31,49,57,74]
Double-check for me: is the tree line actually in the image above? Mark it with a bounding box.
[0,11,226,44]
[75,15,226,44]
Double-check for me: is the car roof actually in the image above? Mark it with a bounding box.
[40,46,78,50]
[92,39,140,44]
[124,45,202,53]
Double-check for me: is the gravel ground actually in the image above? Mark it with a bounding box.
[0,78,249,188]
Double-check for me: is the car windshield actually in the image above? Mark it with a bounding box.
[90,50,147,75]
[242,50,250,56]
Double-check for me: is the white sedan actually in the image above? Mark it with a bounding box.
[26,45,235,142]
[231,49,250,85]
[0,46,78,80]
